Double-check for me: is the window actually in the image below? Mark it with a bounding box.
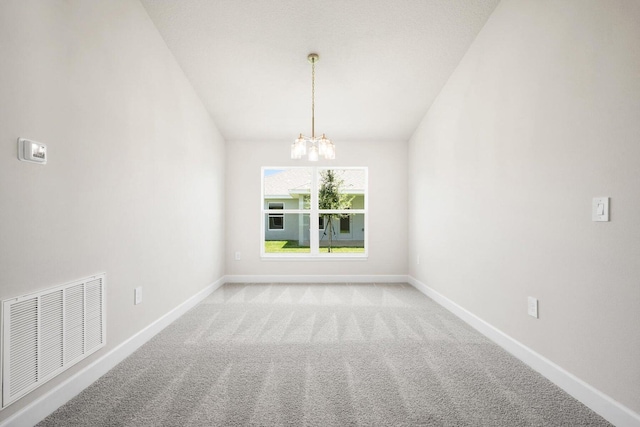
[262,167,367,258]
[340,216,350,234]
[268,202,284,230]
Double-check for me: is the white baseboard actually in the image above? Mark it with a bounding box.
[407,276,640,427]
[0,277,226,427]
[224,274,409,283]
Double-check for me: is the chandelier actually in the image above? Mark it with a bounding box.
[291,53,335,161]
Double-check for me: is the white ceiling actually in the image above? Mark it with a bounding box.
[140,0,500,142]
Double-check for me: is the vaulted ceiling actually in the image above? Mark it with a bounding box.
[140,0,500,142]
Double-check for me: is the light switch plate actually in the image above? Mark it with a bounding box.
[134,287,143,305]
[592,197,609,222]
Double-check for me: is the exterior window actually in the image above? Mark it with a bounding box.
[340,216,350,233]
[268,202,284,230]
[262,167,367,258]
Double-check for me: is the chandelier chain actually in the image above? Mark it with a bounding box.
[311,58,315,138]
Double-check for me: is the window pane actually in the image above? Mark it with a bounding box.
[340,216,350,233]
[264,213,311,253]
[319,214,365,254]
[268,215,284,230]
[264,168,312,210]
[317,169,366,210]
[267,202,284,230]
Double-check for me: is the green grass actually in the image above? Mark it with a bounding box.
[265,240,365,253]
[265,240,309,253]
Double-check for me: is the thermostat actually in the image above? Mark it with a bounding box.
[18,138,47,164]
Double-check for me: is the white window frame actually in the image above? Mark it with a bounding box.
[267,202,285,231]
[261,166,368,259]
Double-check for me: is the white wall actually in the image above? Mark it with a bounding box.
[226,140,407,278]
[408,0,640,414]
[0,0,225,421]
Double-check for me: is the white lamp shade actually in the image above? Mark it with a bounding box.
[325,142,335,160]
[308,145,319,161]
[291,143,302,159]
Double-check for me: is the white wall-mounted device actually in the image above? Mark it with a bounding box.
[527,296,539,318]
[18,137,47,164]
[592,197,609,222]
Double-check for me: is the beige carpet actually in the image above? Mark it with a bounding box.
[39,283,611,426]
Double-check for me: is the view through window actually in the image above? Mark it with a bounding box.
[262,167,367,257]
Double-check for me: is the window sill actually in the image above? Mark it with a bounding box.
[261,255,368,261]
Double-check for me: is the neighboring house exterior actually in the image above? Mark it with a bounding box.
[264,168,365,246]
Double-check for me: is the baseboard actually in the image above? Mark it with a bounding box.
[0,277,226,427]
[407,276,640,427]
[224,274,409,284]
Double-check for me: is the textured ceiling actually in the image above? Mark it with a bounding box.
[140,0,500,142]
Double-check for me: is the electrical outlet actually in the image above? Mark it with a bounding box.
[527,296,538,318]
[235,251,241,261]
[134,287,143,305]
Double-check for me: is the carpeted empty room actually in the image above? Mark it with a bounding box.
[39,283,610,426]
[3,0,640,426]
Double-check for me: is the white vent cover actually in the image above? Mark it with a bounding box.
[1,274,106,408]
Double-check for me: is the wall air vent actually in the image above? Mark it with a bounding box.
[1,274,106,409]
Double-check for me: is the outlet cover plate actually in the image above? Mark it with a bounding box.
[528,296,538,318]
[134,287,143,305]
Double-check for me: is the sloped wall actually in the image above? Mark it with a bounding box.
[0,0,225,421]
[408,0,640,413]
